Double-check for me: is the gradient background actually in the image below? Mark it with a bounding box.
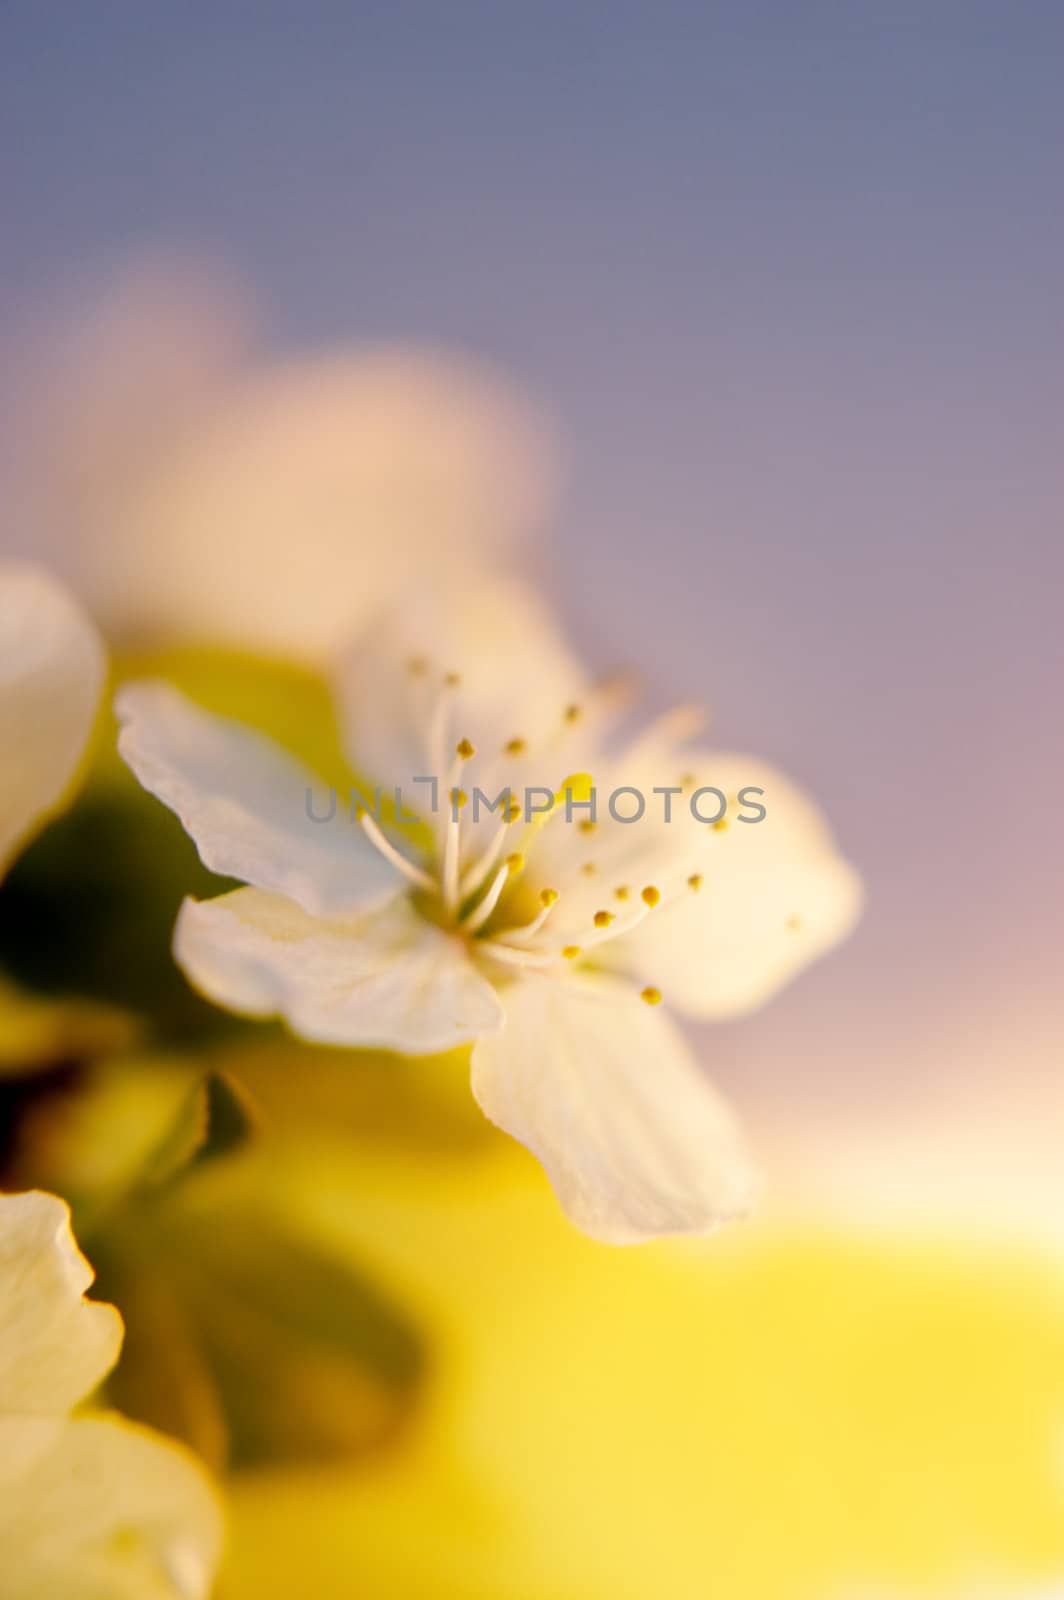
[3,1,1062,1240]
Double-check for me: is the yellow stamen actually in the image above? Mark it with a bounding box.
[558,771,594,805]
[461,860,513,934]
[687,873,703,892]
[593,910,615,929]
[443,670,462,687]
[562,945,581,959]
[493,887,562,947]
[712,817,730,832]
[581,862,597,877]
[578,819,597,835]
[455,737,476,760]
[640,986,663,1006]
[505,852,525,874]
[564,703,582,724]
[356,811,436,892]
[615,885,631,902]
[442,788,467,912]
[504,737,527,756]
[641,885,661,908]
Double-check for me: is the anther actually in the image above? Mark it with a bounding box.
[563,703,582,724]
[640,987,663,1006]
[455,737,476,760]
[641,885,661,908]
[407,655,429,677]
[504,737,527,756]
[580,862,597,877]
[578,819,597,835]
[443,670,462,688]
[540,887,559,907]
[505,852,525,874]
[450,787,468,811]
[593,910,615,929]
[687,873,703,892]
[562,945,581,959]
[614,885,631,901]
[712,817,729,832]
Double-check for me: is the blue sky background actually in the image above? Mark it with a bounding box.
[4,1,1063,1226]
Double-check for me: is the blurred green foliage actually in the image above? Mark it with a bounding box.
[0,645,434,1480]
[0,644,354,1035]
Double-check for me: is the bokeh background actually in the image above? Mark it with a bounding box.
[4,0,1061,1238]
[3,6,1064,1596]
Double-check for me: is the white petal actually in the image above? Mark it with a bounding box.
[123,351,554,660]
[0,564,105,875]
[116,680,402,916]
[175,888,505,1054]
[0,1414,223,1600]
[470,972,757,1243]
[333,574,591,827]
[4,266,553,659]
[608,755,863,1019]
[0,1191,122,1483]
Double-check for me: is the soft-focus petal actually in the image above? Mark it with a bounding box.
[333,573,590,823]
[2,263,553,660]
[0,1188,222,1596]
[116,680,401,916]
[1,1414,223,1600]
[123,349,554,660]
[607,754,863,1018]
[470,972,756,1243]
[0,1191,121,1483]
[0,564,104,874]
[175,888,505,1054]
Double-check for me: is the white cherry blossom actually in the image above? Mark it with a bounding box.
[118,578,861,1243]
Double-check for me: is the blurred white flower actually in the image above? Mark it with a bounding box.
[0,1189,222,1598]
[117,576,860,1244]
[0,260,554,660]
[0,563,105,877]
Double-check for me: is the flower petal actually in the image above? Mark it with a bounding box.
[116,680,402,916]
[607,755,863,1019]
[333,574,591,817]
[0,564,105,875]
[0,1191,122,1482]
[0,1190,122,1415]
[470,972,757,1243]
[3,264,552,660]
[175,888,505,1054]
[1,1413,223,1600]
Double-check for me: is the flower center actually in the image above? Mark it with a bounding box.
[353,663,711,1002]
